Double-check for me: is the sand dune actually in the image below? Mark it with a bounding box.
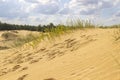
[0,29,120,80]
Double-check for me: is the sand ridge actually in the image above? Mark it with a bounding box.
[0,29,120,80]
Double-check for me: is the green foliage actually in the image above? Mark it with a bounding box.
[1,19,120,48]
[11,19,97,47]
[0,19,97,48]
[0,18,96,33]
[110,24,120,28]
[99,24,120,28]
[13,33,40,47]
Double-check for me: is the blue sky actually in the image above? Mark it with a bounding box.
[0,0,120,25]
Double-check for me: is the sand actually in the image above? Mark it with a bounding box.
[0,29,120,80]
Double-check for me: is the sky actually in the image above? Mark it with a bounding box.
[0,0,120,25]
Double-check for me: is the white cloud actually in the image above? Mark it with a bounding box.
[24,0,60,15]
[0,0,29,19]
[24,0,39,3]
[115,11,120,17]
[0,0,120,25]
[66,0,119,15]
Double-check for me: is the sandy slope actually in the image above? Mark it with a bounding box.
[0,29,120,80]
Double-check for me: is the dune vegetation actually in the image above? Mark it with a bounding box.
[0,19,120,80]
[0,19,97,48]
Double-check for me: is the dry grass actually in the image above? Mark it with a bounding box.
[1,19,111,49]
[1,32,18,40]
[44,19,95,40]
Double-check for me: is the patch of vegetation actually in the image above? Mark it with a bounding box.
[0,18,99,48]
[13,33,40,47]
[1,19,119,48]
[99,24,120,29]
[9,19,96,47]
[1,32,18,40]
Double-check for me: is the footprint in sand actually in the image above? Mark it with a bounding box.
[29,59,40,64]
[17,74,28,80]
[44,78,56,80]
[0,71,7,76]
[19,67,28,71]
[12,65,21,71]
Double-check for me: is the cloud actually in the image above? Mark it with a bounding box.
[115,11,120,17]
[58,8,70,14]
[66,0,119,15]
[24,0,60,15]
[0,0,28,19]
[58,3,70,14]
[0,0,120,25]
[32,3,59,15]
[24,0,39,3]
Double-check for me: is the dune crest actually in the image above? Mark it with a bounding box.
[0,29,120,80]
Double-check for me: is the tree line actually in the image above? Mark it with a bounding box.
[0,21,56,32]
[0,21,119,32]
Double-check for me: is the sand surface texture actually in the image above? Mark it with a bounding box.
[0,29,120,80]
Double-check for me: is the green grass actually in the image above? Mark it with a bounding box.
[13,19,95,48]
[13,33,40,47]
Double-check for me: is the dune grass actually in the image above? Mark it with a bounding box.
[13,33,40,47]
[1,32,18,40]
[13,19,95,48]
